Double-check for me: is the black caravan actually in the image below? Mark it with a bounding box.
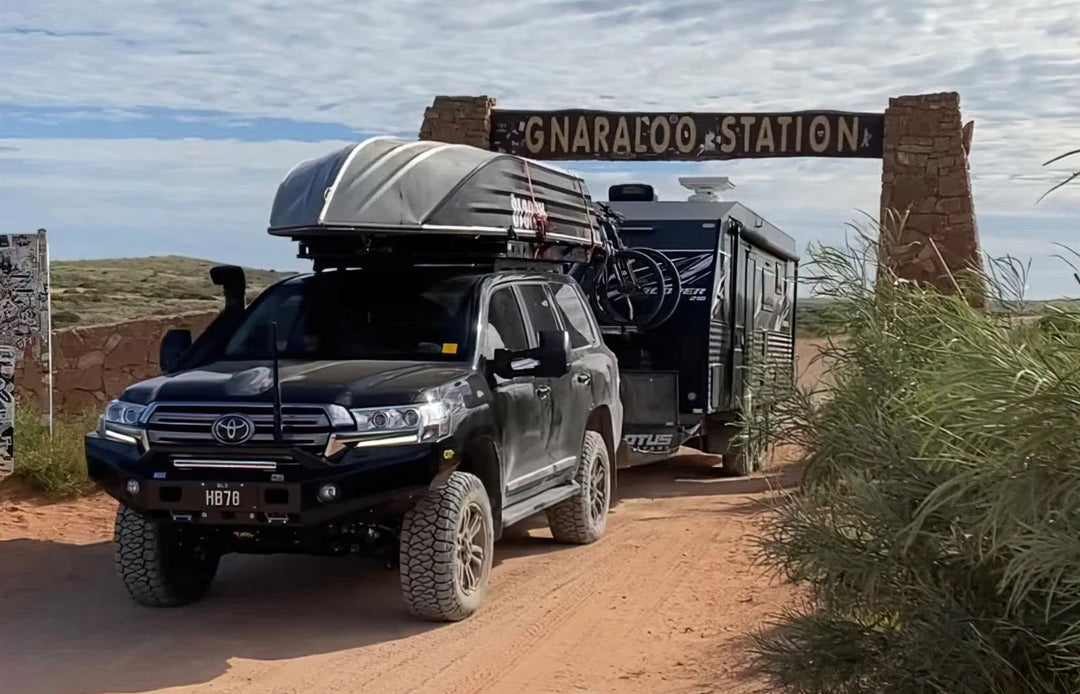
[601,178,799,473]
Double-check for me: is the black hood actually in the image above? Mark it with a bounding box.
[121,360,474,408]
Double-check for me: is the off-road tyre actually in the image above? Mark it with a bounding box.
[400,471,494,622]
[114,504,220,607]
[547,430,611,544]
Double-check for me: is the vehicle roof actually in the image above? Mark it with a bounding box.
[607,199,798,262]
[281,267,574,286]
[607,200,737,221]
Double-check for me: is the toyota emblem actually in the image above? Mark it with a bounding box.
[212,414,255,445]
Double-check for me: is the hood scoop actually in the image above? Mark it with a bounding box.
[223,366,275,396]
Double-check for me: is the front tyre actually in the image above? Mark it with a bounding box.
[400,471,494,621]
[114,504,220,607]
[547,430,611,544]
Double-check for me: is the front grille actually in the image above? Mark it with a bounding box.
[146,403,332,448]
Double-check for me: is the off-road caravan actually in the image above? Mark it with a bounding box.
[600,178,799,474]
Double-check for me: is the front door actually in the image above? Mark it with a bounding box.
[481,286,552,495]
[517,283,585,480]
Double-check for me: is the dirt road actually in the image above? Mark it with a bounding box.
[1,341,825,693]
[1,455,798,694]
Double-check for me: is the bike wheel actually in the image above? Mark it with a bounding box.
[636,248,682,328]
[594,249,665,327]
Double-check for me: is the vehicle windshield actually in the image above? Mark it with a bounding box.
[221,270,479,362]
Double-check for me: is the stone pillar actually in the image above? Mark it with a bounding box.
[880,92,982,304]
[419,96,496,148]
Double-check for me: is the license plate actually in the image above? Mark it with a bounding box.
[205,489,242,507]
[198,483,253,510]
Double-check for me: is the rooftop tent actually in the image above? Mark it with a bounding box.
[268,138,600,248]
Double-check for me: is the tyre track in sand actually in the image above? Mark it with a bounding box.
[1,458,800,694]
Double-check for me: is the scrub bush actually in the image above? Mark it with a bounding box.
[11,402,98,498]
[751,227,1080,693]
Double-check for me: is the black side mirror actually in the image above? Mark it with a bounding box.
[491,330,570,379]
[160,329,192,373]
[210,265,246,313]
[535,330,571,377]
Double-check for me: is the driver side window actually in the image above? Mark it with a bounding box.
[482,288,528,360]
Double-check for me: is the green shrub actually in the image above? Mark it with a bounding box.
[751,229,1080,693]
[12,402,98,498]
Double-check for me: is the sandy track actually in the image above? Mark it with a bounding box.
[1,456,798,694]
[1,340,823,694]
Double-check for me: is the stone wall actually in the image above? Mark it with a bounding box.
[419,95,495,148]
[16,310,219,415]
[880,92,982,303]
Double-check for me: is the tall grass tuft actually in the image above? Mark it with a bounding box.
[11,402,98,498]
[750,224,1080,693]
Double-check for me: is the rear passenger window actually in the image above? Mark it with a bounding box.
[553,283,596,348]
[483,288,528,359]
[517,284,560,342]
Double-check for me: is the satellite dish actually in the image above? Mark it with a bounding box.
[678,176,735,202]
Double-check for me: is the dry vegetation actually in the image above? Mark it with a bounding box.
[751,229,1080,693]
[50,256,291,327]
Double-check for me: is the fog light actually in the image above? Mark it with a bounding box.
[126,479,141,496]
[317,483,339,503]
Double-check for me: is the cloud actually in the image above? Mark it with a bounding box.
[1,0,1079,295]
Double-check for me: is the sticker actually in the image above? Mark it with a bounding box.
[0,346,13,473]
[441,343,458,355]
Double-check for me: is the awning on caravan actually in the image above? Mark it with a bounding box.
[268,138,599,248]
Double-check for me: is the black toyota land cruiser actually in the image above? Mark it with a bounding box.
[87,265,621,620]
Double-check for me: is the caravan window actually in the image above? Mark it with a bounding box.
[761,267,776,309]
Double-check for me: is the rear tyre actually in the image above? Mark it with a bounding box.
[703,415,754,476]
[114,504,220,607]
[400,471,494,621]
[547,430,611,544]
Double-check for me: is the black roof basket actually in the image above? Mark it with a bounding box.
[269,138,603,270]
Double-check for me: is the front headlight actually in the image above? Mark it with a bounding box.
[104,400,148,426]
[99,400,149,447]
[348,402,449,442]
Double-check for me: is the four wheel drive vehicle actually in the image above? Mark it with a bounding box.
[88,138,623,621]
[600,178,799,474]
[91,268,621,619]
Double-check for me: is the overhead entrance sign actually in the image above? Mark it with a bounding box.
[490,110,884,160]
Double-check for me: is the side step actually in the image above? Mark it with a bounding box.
[501,482,579,529]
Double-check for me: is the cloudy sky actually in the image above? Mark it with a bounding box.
[2,0,1079,296]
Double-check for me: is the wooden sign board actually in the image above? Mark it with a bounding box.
[490,110,884,160]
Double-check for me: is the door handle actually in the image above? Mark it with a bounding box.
[575,373,592,386]
[535,385,551,399]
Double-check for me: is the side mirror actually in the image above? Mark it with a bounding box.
[535,330,571,377]
[491,330,570,379]
[210,264,246,313]
[160,329,192,373]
